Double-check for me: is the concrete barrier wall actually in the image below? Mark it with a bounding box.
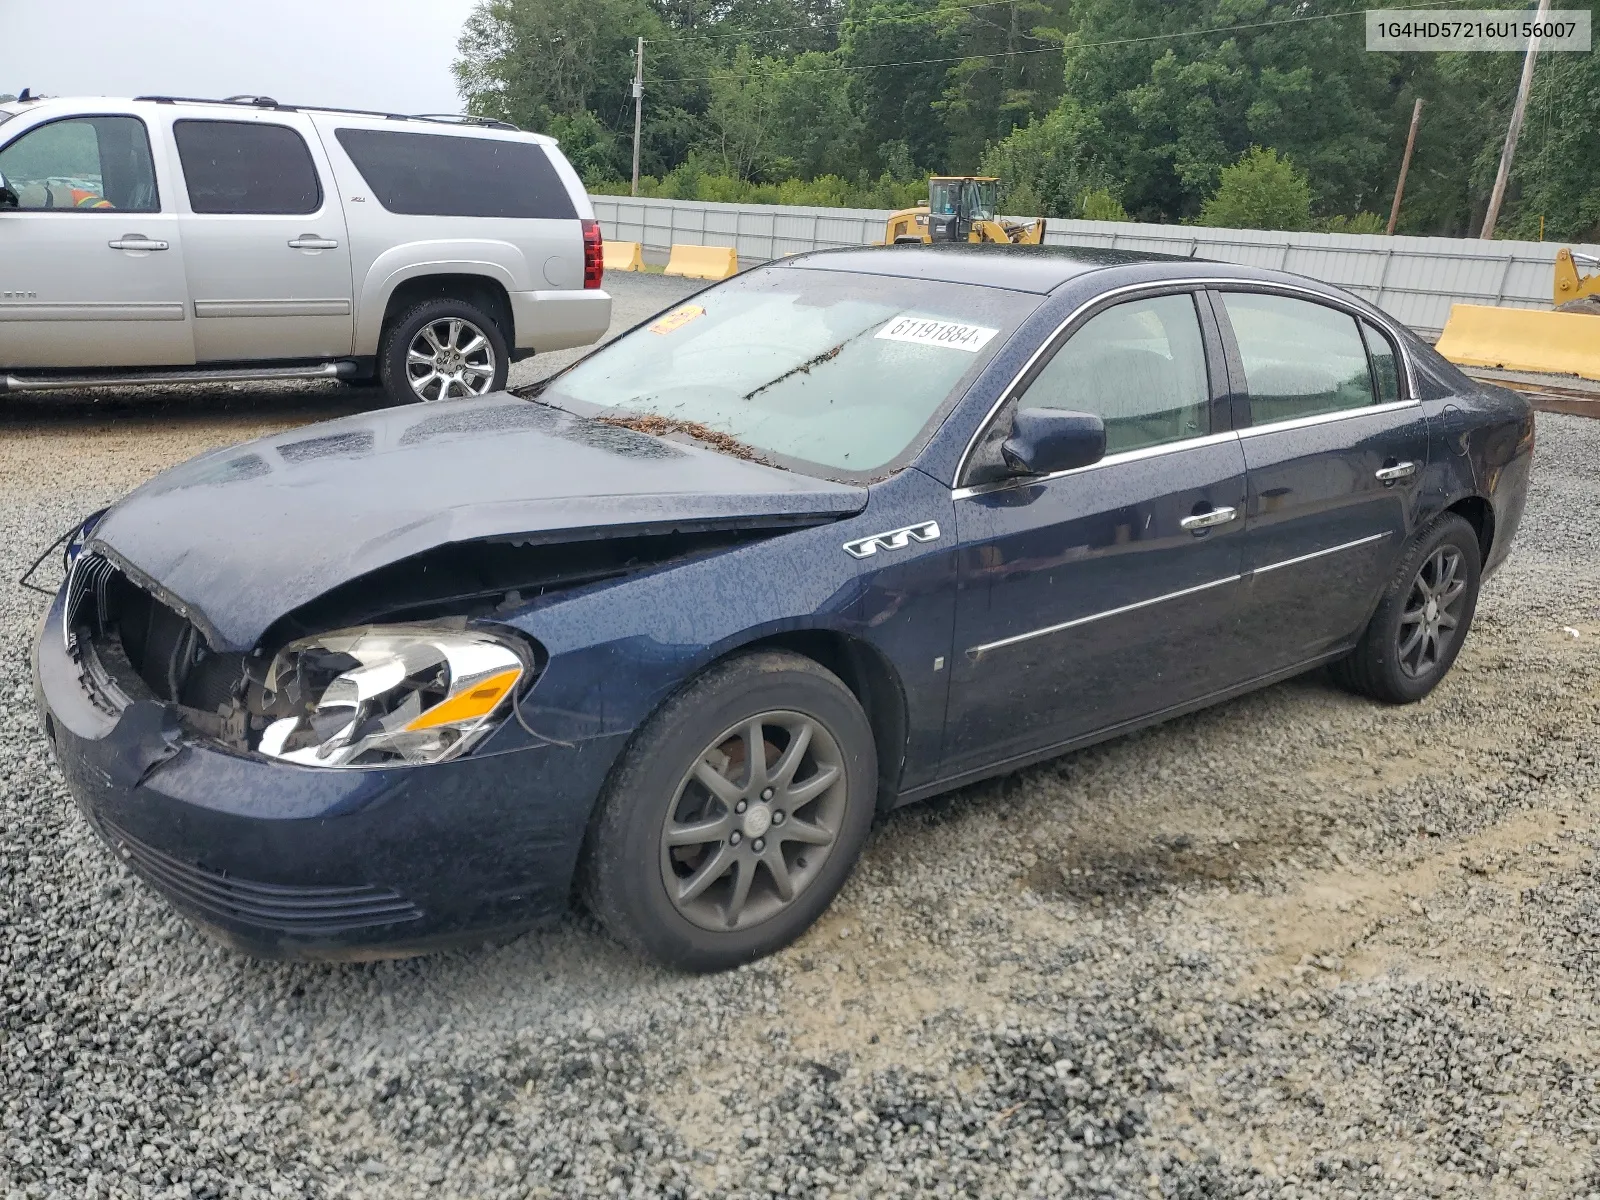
[590,193,1600,336]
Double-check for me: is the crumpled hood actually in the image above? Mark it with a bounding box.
[89,395,868,650]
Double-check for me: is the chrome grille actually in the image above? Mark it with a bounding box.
[63,551,116,655]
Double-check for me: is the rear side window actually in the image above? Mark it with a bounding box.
[1018,293,1211,455]
[1220,292,1375,425]
[0,115,158,211]
[174,120,321,215]
[334,128,577,219]
[1362,321,1403,404]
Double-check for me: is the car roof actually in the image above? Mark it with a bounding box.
[784,243,1207,294]
[781,243,1310,296]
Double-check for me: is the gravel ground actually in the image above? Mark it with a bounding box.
[2,286,1599,1199]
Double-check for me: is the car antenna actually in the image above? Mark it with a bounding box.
[17,88,31,102]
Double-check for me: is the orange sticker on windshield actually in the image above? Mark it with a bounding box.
[649,305,706,335]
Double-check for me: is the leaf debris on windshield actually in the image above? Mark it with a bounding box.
[741,323,880,402]
[596,414,768,463]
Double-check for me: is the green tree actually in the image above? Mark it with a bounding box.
[979,105,1103,218]
[936,0,1071,169]
[1078,187,1128,221]
[1199,146,1311,230]
[839,0,957,172]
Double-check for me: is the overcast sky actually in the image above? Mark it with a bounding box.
[0,0,481,115]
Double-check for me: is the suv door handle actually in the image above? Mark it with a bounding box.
[1375,461,1417,482]
[108,237,169,251]
[1180,505,1238,532]
[288,237,339,249]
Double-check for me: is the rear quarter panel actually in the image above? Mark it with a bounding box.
[308,116,581,353]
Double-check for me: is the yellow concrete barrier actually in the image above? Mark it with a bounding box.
[603,240,643,272]
[1436,303,1600,382]
[664,243,738,280]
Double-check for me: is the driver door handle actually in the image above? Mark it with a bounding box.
[108,237,169,251]
[1375,461,1417,482]
[288,236,339,250]
[1180,505,1238,532]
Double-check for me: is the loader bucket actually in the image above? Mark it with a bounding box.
[1434,303,1600,382]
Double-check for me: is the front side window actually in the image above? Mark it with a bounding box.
[334,129,577,219]
[1220,292,1376,425]
[534,267,1039,478]
[1017,293,1211,455]
[173,120,321,215]
[0,116,158,211]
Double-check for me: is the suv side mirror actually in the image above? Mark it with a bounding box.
[0,173,17,209]
[1001,408,1106,476]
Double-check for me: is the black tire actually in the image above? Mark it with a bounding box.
[1330,513,1482,704]
[377,297,509,405]
[580,650,877,972]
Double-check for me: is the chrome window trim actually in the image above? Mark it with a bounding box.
[950,276,1418,492]
[952,429,1240,501]
[964,531,1393,661]
[1235,397,1421,439]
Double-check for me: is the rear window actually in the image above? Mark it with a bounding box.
[334,128,577,219]
[174,120,322,214]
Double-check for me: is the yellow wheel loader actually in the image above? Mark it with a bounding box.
[883,177,1046,246]
[1435,247,1600,384]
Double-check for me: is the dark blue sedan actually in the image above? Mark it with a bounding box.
[33,245,1533,970]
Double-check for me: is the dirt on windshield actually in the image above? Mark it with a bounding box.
[596,413,768,463]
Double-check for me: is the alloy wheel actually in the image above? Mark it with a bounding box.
[406,317,497,401]
[1397,544,1468,679]
[659,711,848,932]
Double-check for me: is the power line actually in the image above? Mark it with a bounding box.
[646,0,1488,84]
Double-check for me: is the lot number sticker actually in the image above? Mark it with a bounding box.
[649,305,706,335]
[876,315,999,353]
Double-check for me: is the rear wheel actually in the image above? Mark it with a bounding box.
[1331,513,1482,703]
[378,297,508,405]
[581,651,877,972]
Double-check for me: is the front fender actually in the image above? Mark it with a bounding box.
[493,518,866,755]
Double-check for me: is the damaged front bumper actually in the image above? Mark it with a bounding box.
[33,588,626,961]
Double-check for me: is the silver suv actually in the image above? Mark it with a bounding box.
[0,94,611,404]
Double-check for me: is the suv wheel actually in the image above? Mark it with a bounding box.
[379,297,509,404]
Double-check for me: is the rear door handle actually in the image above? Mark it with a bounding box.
[1180,505,1238,532]
[1375,461,1417,482]
[108,238,169,251]
[288,237,339,250]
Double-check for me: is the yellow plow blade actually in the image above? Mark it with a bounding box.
[1436,303,1600,382]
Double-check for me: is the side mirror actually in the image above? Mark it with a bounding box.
[0,173,17,209]
[1001,407,1106,476]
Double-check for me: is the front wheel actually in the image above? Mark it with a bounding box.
[1331,513,1482,704]
[378,297,508,405]
[580,651,877,972]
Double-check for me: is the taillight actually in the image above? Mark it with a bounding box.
[582,219,603,289]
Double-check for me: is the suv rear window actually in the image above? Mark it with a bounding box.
[173,120,322,215]
[334,128,577,219]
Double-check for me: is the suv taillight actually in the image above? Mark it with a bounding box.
[582,219,603,289]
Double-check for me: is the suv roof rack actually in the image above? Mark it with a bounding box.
[132,95,520,132]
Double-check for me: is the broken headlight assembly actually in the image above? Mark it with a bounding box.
[256,625,530,768]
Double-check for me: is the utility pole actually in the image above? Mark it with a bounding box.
[1480,0,1551,239]
[1387,98,1424,235]
[630,37,644,198]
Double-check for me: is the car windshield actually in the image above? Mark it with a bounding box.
[533,266,1039,479]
